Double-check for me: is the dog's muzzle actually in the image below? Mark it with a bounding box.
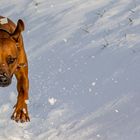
[0,72,11,87]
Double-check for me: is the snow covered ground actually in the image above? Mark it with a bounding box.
[0,0,140,139]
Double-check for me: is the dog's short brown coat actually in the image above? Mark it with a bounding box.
[0,16,30,123]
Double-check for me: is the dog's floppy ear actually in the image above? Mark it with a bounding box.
[11,19,24,42]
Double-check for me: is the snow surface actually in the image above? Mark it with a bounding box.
[0,0,140,139]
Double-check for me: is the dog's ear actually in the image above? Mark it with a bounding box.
[11,19,24,42]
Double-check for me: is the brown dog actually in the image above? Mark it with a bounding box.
[0,16,30,123]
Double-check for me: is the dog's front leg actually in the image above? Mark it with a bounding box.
[11,67,30,123]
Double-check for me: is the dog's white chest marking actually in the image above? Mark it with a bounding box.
[0,18,8,25]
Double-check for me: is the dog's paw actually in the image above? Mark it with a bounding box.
[11,105,30,123]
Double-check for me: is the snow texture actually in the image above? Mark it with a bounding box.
[0,0,140,139]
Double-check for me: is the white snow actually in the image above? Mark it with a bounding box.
[63,38,67,43]
[92,82,96,86]
[115,109,119,113]
[96,134,101,138]
[0,0,140,139]
[48,97,57,106]
[88,88,92,92]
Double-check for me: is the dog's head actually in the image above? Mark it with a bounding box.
[0,19,24,87]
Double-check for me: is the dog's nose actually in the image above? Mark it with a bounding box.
[0,76,7,82]
[0,72,10,86]
[0,73,8,81]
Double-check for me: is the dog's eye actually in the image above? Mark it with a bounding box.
[7,56,16,64]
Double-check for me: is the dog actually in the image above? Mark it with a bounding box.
[0,16,30,123]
